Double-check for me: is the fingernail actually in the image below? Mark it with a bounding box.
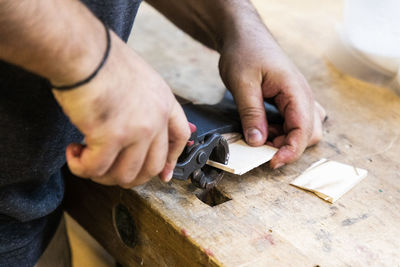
[273,162,285,169]
[246,128,263,145]
[165,169,173,182]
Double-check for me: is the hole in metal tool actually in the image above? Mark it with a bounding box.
[196,187,231,207]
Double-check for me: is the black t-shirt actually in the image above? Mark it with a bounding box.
[0,1,142,266]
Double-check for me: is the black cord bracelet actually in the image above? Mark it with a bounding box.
[51,21,111,90]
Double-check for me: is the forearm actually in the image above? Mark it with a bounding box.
[0,0,105,86]
[145,0,273,52]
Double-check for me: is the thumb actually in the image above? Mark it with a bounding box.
[232,85,268,146]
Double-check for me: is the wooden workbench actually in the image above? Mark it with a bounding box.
[65,1,400,266]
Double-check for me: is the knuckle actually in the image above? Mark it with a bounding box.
[236,75,255,88]
[114,164,141,187]
[81,165,106,178]
[119,176,143,188]
[142,126,153,138]
[311,126,323,145]
[315,130,323,143]
[305,124,314,139]
[147,168,161,179]
[116,174,135,187]
[239,106,265,121]
[289,72,310,89]
[147,163,164,178]
[177,125,191,143]
[138,122,154,138]
[153,95,171,118]
[183,125,191,139]
[90,170,106,178]
[159,100,170,115]
[315,102,327,121]
[109,129,129,145]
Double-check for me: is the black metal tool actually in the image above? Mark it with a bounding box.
[173,91,283,189]
[172,123,229,190]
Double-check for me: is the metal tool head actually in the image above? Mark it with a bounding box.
[173,131,229,190]
[190,136,229,189]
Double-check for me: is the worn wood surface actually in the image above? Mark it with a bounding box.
[66,0,400,266]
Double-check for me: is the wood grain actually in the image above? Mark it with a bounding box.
[65,1,400,266]
[64,171,222,267]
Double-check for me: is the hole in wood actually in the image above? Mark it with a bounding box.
[196,187,231,207]
[113,204,138,248]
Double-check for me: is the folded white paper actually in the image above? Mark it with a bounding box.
[290,158,368,203]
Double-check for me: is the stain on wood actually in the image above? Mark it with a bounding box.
[64,171,222,267]
[65,0,400,266]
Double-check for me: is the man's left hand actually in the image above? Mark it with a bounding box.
[218,23,326,169]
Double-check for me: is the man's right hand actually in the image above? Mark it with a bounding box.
[52,31,190,189]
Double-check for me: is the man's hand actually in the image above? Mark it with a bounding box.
[0,0,190,188]
[219,26,326,169]
[146,0,326,168]
[53,32,190,188]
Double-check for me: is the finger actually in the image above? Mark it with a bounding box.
[265,79,314,168]
[315,101,327,122]
[65,141,120,178]
[160,102,190,182]
[132,129,170,188]
[268,124,283,140]
[232,83,268,146]
[97,140,150,187]
[266,141,274,146]
[270,102,325,169]
[271,135,286,148]
[269,127,308,169]
[309,102,325,145]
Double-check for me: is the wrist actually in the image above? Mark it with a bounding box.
[50,21,111,90]
[0,0,108,88]
[48,20,107,87]
[217,1,275,53]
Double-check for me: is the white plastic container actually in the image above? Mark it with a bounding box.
[326,0,400,92]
